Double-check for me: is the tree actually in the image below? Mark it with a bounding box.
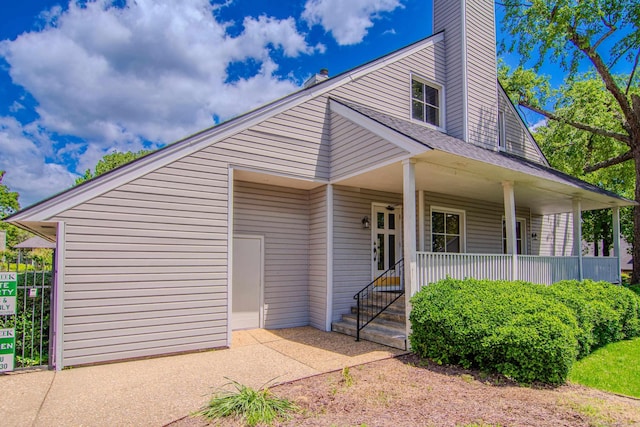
[498,0,640,282]
[522,74,636,254]
[0,170,28,248]
[75,149,153,185]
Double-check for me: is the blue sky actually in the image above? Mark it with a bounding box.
[0,0,627,207]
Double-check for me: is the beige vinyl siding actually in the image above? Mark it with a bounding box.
[233,181,310,329]
[330,112,408,179]
[538,212,574,256]
[498,90,546,164]
[55,155,229,367]
[434,0,465,140]
[421,191,531,255]
[332,186,402,321]
[309,186,328,329]
[465,0,498,148]
[234,97,330,180]
[329,42,446,122]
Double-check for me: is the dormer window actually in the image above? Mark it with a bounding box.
[411,77,441,127]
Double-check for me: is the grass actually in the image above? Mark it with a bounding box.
[568,338,640,398]
[193,378,299,426]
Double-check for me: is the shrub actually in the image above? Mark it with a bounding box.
[539,280,640,358]
[409,278,579,384]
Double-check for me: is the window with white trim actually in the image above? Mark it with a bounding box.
[431,209,464,253]
[412,78,441,127]
[502,218,526,254]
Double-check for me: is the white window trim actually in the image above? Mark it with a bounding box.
[410,73,446,132]
[429,206,466,253]
[502,216,527,255]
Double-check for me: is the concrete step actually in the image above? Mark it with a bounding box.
[339,313,405,335]
[357,292,405,309]
[332,319,406,350]
[350,305,405,323]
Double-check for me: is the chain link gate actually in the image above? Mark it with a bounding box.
[1,238,54,370]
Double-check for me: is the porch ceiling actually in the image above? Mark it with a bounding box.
[334,151,634,215]
[11,221,57,243]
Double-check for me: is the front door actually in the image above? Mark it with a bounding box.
[232,236,263,330]
[372,205,403,280]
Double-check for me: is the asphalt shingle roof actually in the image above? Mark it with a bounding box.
[332,98,630,203]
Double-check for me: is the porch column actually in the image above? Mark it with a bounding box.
[502,181,518,280]
[403,159,417,347]
[572,198,583,280]
[418,190,425,251]
[613,206,622,284]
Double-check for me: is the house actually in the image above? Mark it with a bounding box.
[5,0,633,369]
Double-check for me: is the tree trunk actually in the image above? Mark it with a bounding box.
[632,155,640,284]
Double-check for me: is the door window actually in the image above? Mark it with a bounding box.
[372,206,402,276]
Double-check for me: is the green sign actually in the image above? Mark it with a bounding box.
[0,328,15,372]
[0,272,17,316]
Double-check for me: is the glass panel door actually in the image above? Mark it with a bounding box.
[372,205,403,278]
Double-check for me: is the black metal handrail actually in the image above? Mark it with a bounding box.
[353,258,404,341]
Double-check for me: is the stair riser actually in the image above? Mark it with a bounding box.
[339,314,405,335]
[355,297,406,309]
[331,322,406,350]
[350,307,405,323]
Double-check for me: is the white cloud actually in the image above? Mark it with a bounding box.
[0,117,77,207]
[302,0,402,45]
[9,101,24,113]
[0,0,320,204]
[530,119,548,131]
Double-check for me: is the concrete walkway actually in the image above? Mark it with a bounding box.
[1,327,406,427]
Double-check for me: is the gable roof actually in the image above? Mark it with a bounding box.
[7,32,445,223]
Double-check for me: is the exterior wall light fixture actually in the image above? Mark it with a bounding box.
[362,216,370,229]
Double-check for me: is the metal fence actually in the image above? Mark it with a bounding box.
[0,252,53,369]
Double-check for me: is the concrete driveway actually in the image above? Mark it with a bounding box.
[2,327,406,426]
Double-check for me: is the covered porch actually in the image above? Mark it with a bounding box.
[334,150,633,298]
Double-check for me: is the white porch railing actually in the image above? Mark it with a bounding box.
[417,253,513,284]
[518,255,579,284]
[417,252,620,286]
[583,256,620,283]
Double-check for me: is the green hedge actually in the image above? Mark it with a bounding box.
[538,280,640,358]
[409,278,640,384]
